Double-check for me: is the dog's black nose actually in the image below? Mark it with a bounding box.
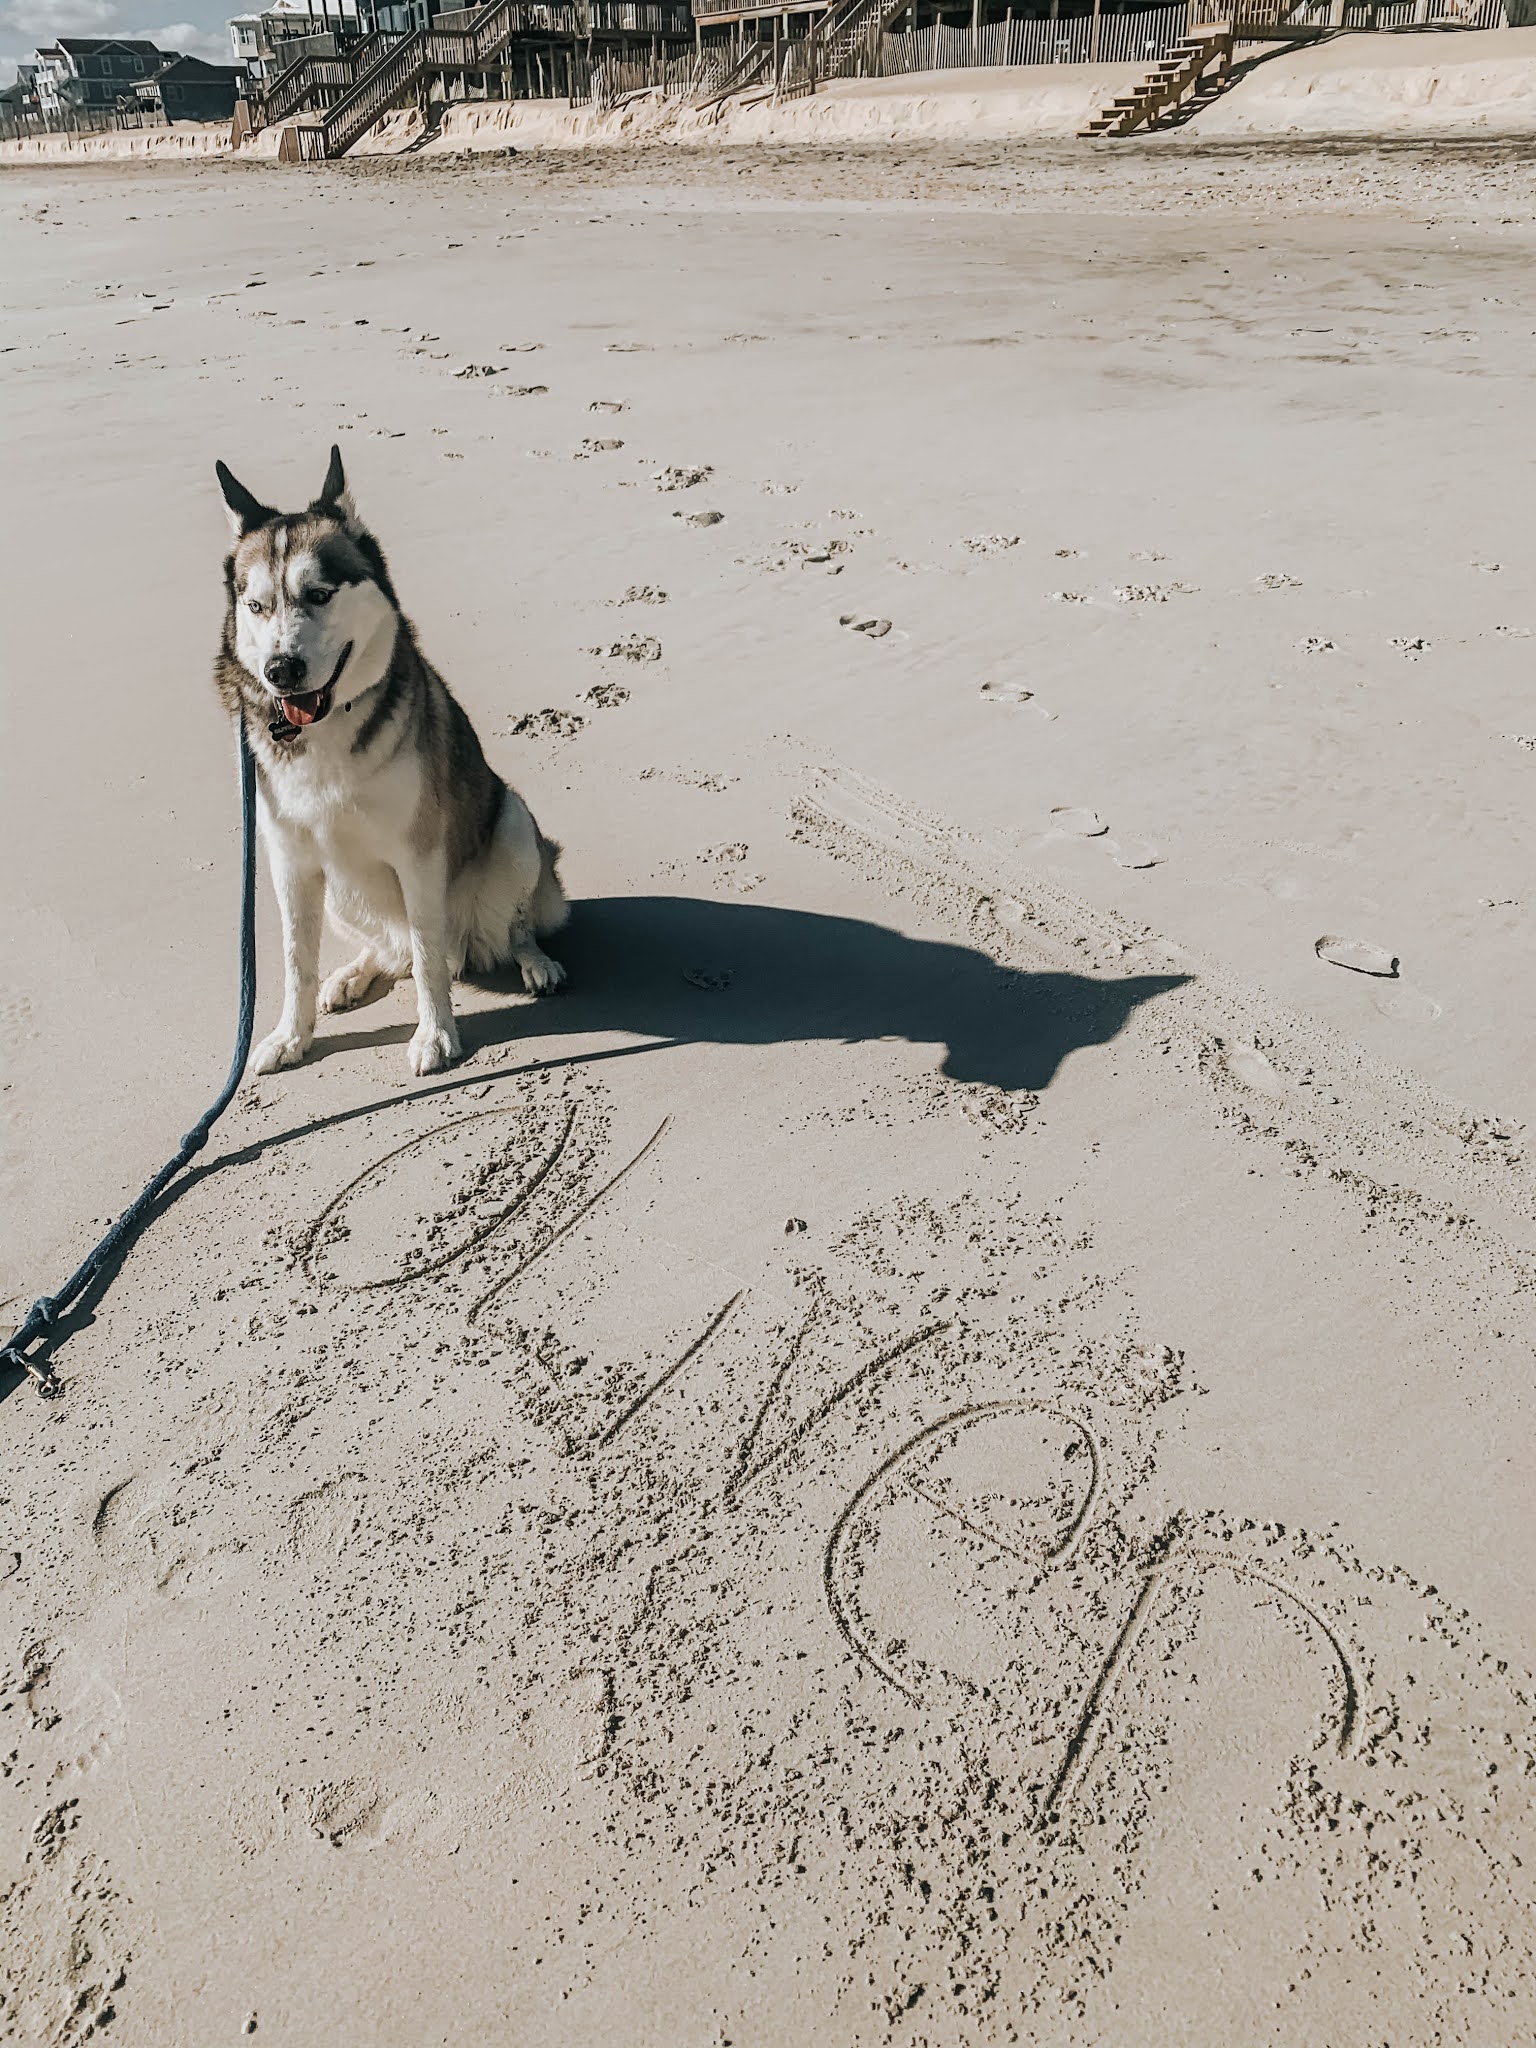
[265,654,307,688]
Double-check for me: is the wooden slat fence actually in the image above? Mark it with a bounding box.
[858,5,1186,73]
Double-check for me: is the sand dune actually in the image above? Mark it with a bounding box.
[12,30,1536,164]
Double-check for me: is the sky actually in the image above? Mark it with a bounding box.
[1,0,247,80]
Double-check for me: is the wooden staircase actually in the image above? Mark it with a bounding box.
[280,0,525,159]
[247,29,401,133]
[1080,25,1233,138]
[693,0,905,114]
[806,0,908,84]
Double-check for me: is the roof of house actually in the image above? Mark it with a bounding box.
[55,38,167,56]
[151,54,246,82]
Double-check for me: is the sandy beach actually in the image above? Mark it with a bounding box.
[4,139,1536,2044]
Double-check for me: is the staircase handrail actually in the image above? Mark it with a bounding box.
[250,29,404,131]
[318,0,520,157]
[688,37,771,111]
[807,0,878,47]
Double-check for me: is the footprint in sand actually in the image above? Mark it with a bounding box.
[841,616,891,639]
[962,534,1020,556]
[508,708,584,739]
[89,1475,163,1578]
[454,363,503,378]
[1297,636,1336,655]
[680,509,724,527]
[1107,840,1164,870]
[585,682,630,710]
[1315,934,1398,978]
[980,680,1056,721]
[576,438,624,458]
[1373,984,1442,1022]
[501,384,547,398]
[590,635,660,663]
[589,400,625,414]
[1049,806,1108,838]
[286,1475,363,1560]
[792,539,851,568]
[1257,572,1302,590]
[654,465,712,492]
[293,1776,392,1850]
[1219,1040,1287,1097]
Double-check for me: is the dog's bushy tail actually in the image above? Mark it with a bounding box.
[532,832,568,936]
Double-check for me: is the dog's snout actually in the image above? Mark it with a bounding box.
[265,654,307,689]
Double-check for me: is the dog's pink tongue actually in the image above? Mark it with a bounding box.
[282,694,320,726]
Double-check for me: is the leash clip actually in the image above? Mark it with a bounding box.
[2,1345,62,1400]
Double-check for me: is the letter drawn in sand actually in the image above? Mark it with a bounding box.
[825,1402,1102,1703]
[469,1116,671,1322]
[825,1414,1362,1824]
[301,1102,579,1291]
[1037,1548,1361,1830]
[597,1290,745,1447]
[726,1321,952,1505]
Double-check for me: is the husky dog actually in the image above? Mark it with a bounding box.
[214,446,567,1077]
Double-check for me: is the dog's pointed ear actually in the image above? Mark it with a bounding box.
[314,443,359,531]
[215,459,275,539]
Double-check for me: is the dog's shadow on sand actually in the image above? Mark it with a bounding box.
[0,897,1188,1402]
[330,894,1189,1095]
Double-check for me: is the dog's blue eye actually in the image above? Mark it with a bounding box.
[245,598,265,615]
[307,588,333,607]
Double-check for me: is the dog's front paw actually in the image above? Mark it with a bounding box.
[251,1027,312,1075]
[408,1021,462,1076]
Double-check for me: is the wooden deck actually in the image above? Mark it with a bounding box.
[693,0,830,23]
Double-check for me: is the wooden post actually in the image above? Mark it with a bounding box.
[1089,0,1101,60]
[970,0,979,61]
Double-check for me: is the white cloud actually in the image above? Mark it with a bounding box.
[136,18,232,57]
[0,0,121,35]
[0,1,234,60]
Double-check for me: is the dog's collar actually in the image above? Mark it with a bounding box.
[266,642,354,747]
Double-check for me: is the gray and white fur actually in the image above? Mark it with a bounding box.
[214,446,567,1077]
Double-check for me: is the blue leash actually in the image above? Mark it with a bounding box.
[1,725,257,1399]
